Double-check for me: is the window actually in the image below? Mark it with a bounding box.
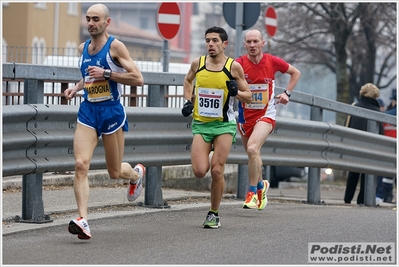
[31,37,46,64]
[34,2,46,9]
[140,17,149,29]
[64,41,78,57]
[2,38,7,63]
[67,3,78,16]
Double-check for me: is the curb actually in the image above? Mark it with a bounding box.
[2,165,240,192]
[3,165,347,191]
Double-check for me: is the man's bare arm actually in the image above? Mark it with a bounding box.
[231,61,252,104]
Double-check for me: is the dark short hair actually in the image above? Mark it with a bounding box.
[205,26,228,42]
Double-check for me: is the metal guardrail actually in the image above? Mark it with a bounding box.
[2,62,186,85]
[2,105,193,176]
[2,62,396,124]
[2,63,397,223]
[5,105,394,177]
[2,62,187,107]
[2,104,396,222]
[230,119,396,176]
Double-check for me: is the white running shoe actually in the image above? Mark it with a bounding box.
[68,217,91,240]
[127,164,145,202]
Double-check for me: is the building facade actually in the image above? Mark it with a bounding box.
[2,2,81,63]
[2,2,194,64]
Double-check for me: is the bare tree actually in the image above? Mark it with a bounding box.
[263,3,396,108]
[348,3,397,100]
[194,3,396,125]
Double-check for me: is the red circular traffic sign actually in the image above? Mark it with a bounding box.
[156,2,181,40]
[265,6,277,37]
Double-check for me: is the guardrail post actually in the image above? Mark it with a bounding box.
[144,166,169,208]
[307,167,321,204]
[20,173,52,223]
[146,85,167,206]
[364,120,379,207]
[236,164,249,199]
[364,174,377,206]
[24,79,44,104]
[308,106,323,204]
[147,84,167,107]
[21,79,51,223]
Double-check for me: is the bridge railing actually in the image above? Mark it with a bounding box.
[2,62,186,107]
[2,63,397,223]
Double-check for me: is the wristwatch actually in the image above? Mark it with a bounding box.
[284,90,292,98]
[103,69,112,80]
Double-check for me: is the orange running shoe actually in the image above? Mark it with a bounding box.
[243,191,258,209]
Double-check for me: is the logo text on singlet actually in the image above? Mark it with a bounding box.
[245,84,269,109]
[197,87,224,118]
[85,76,112,102]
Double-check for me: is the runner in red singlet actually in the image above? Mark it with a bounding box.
[236,29,301,210]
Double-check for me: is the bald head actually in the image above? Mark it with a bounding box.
[243,28,265,57]
[87,4,110,19]
[85,4,111,37]
[244,29,263,42]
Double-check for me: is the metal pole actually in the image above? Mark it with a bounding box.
[144,166,169,208]
[308,106,323,204]
[364,174,376,206]
[364,120,379,206]
[234,4,245,196]
[233,3,244,110]
[160,40,169,107]
[267,38,271,53]
[234,3,244,59]
[21,79,52,223]
[24,79,44,104]
[147,85,164,107]
[20,173,52,223]
[237,164,249,199]
[162,40,169,72]
[307,168,321,204]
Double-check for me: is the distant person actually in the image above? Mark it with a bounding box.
[377,98,385,112]
[235,29,301,209]
[344,83,383,205]
[386,93,397,114]
[376,92,396,205]
[182,26,252,228]
[64,3,145,240]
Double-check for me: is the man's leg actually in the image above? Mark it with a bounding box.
[68,123,97,239]
[246,122,272,185]
[376,176,384,205]
[102,128,143,202]
[190,134,221,228]
[102,128,138,181]
[357,173,366,205]
[382,177,394,203]
[191,134,213,178]
[243,122,272,209]
[199,133,232,229]
[344,172,360,204]
[73,123,98,219]
[209,133,233,211]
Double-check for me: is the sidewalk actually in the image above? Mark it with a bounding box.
[2,170,396,235]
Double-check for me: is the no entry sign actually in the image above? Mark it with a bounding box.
[265,6,277,37]
[157,2,181,40]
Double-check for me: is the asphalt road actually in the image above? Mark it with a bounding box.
[3,200,396,265]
